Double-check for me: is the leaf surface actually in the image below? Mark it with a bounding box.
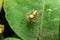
[4,0,60,40]
[4,37,20,40]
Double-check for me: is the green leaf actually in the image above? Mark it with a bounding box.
[40,0,60,40]
[4,0,60,40]
[4,37,20,40]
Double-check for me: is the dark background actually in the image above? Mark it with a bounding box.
[0,7,15,38]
